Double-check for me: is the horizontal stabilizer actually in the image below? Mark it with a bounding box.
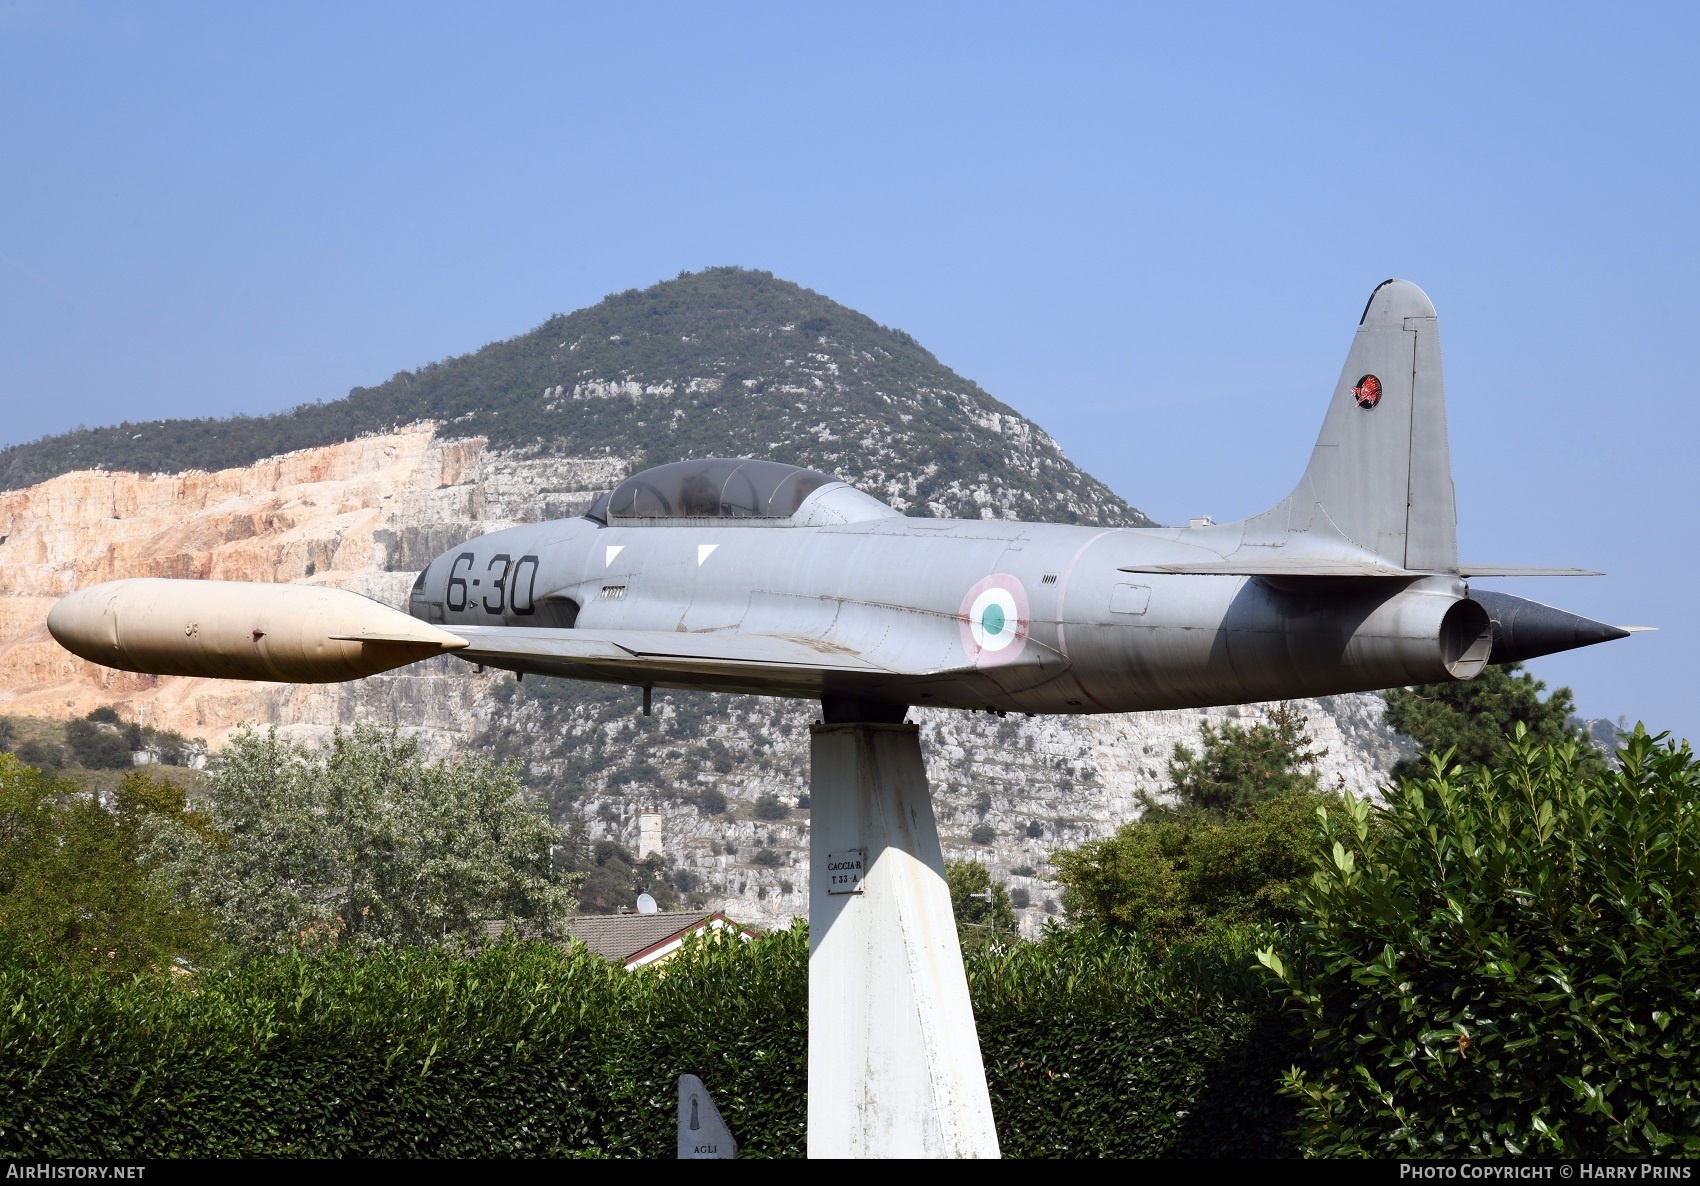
[1117,560,1423,578]
[1117,561,1606,580]
[1457,565,1603,578]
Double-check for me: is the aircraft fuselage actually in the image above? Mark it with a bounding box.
[409,508,1480,715]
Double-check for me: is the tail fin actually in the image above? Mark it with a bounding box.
[1241,279,1458,573]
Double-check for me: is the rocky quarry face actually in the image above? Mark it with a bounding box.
[0,423,1407,934]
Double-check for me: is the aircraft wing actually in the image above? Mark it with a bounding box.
[444,624,895,688]
[447,625,888,671]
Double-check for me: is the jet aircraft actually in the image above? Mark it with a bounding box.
[49,279,1632,717]
[42,277,1643,1163]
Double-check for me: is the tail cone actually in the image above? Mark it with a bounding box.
[1470,589,1630,665]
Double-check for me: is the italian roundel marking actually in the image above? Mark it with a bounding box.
[1353,374,1383,409]
[959,573,1030,667]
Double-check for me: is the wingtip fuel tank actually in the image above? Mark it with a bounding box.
[48,578,468,683]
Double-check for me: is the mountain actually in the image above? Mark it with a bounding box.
[0,268,1151,527]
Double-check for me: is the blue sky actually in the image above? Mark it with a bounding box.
[2,2,1695,738]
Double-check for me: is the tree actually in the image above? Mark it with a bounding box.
[1150,702,1324,819]
[1053,795,1325,945]
[570,839,680,915]
[0,757,215,973]
[144,726,576,951]
[1261,726,1700,1157]
[13,739,61,770]
[1382,661,1607,782]
[64,715,133,770]
[1053,705,1338,945]
[946,860,1015,940]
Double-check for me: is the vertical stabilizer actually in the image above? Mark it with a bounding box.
[1241,279,1458,573]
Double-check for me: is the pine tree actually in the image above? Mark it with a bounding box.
[1382,662,1606,781]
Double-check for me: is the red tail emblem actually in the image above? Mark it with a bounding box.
[1353,374,1382,409]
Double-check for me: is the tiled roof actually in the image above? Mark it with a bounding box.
[567,912,714,963]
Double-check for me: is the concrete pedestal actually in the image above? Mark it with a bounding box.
[807,722,1000,1159]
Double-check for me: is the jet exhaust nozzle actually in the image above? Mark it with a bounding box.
[1334,589,1494,685]
[1469,589,1631,665]
[1438,597,1494,680]
[48,578,469,683]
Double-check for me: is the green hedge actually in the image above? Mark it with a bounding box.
[0,931,807,1158]
[971,926,1304,1157]
[1263,728,1700,1157]
[13,732,1698,1159]
[0,925,1292,1158]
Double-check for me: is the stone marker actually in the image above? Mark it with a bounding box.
[678,1074,737,1159]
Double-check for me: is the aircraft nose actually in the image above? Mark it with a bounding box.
[1470,589,1630,664]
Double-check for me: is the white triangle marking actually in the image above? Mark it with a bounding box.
[697,544,718,566]
[605,545,624,567]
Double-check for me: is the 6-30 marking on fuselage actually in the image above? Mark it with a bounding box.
[447,552,540,616]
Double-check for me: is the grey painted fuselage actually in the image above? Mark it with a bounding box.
[406,279,1627,717]
[411,507,1474,714]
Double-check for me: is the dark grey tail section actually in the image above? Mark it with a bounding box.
[1471,589,1630,664]
[1241,279,1458,573]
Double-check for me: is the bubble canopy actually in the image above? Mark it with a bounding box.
[601,458,838,520]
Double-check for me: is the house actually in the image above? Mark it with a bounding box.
[567,911,755,970]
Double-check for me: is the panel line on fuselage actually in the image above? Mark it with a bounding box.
[1052,528,1118,711]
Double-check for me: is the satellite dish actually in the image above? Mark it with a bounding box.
[636,893,659,915]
